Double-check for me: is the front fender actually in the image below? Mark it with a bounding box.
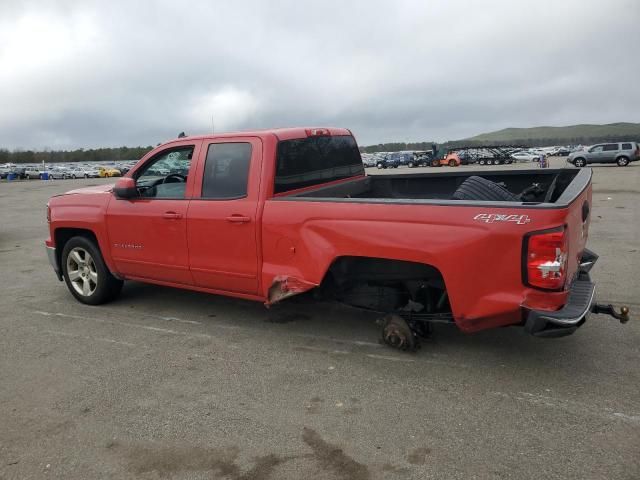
[49,193,116,274]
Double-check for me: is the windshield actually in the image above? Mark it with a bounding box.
[274,135,364,194]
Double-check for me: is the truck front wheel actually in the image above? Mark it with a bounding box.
[61,236,123,305]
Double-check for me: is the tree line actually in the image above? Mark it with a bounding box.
[0,146,154,165]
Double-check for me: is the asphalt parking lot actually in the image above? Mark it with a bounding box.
[1,159,639,479]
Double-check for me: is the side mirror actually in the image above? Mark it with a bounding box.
[113,177,137,199]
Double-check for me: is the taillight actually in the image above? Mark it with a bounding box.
[305,128,330,137]
[523,227,568,291]
[46,204,51,223]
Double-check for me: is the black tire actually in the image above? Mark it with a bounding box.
[431,159,440,167]
[574,158,586,168]
[479,159,486,165]
[451,175,518,202]
[448,159,457,167]
[61,236,123,305]
[376,163,384,169]
[617,156,629,166]
[408,162,415,168]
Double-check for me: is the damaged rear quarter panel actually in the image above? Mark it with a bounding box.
[261,198,571,332]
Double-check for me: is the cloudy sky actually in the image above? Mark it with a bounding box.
[1,0,639,150]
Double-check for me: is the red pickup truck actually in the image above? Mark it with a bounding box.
[46,127,628,350]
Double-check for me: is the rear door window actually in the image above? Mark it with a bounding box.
[275,135,364,194]
[621,143,632,150]
[201,143,252,199]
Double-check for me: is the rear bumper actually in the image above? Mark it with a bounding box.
[524,272,595,337]
[523,249,599,338]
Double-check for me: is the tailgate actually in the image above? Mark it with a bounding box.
[562,179,592,287]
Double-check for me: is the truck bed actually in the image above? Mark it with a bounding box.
[282,168,589,207]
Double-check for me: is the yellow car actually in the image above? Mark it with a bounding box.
[98,167,121,178]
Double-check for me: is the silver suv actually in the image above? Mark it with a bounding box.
[568,142,640,167]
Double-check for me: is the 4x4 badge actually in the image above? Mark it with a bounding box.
[473,213,531,225]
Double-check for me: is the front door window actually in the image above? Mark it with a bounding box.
[135,147,194,198]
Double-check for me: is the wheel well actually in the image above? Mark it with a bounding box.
[54,228,98,266]
[322,256,449,313]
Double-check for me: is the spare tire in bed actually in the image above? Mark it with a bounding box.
[451,175,518,202]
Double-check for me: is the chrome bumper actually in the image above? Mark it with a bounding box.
[46,246,62,281]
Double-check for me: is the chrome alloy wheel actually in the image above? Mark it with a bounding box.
[66,247,98,296]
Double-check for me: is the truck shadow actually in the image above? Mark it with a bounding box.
[115,280,603,371]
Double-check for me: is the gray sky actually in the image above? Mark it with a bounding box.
[1,0,639,149]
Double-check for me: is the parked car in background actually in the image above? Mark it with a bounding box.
[10,167,27,179]
[67,166,101,178]
[567,142,640,167]
[456,151,476,165]
[407,151,433,167]
[361,154,377,168]
[556,147,572,157]
[550,147,572,156]
[25,167,44,179]
[98,167,122,177]
[377,152,412,169]
[49,167,68,179]
[511,152,539,162]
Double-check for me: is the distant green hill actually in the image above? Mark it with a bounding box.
[465,122,640,145]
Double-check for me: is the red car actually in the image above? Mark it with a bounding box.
[45,127,629,350]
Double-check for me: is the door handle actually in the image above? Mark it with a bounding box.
[162,211,183,219]
[226,215,251,223]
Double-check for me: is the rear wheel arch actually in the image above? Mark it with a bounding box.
[320,256,451,312]
[616,155,629,166]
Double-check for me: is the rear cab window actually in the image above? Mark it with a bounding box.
[274,135,364,194]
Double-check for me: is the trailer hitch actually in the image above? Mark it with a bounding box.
[592,303,630,324]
